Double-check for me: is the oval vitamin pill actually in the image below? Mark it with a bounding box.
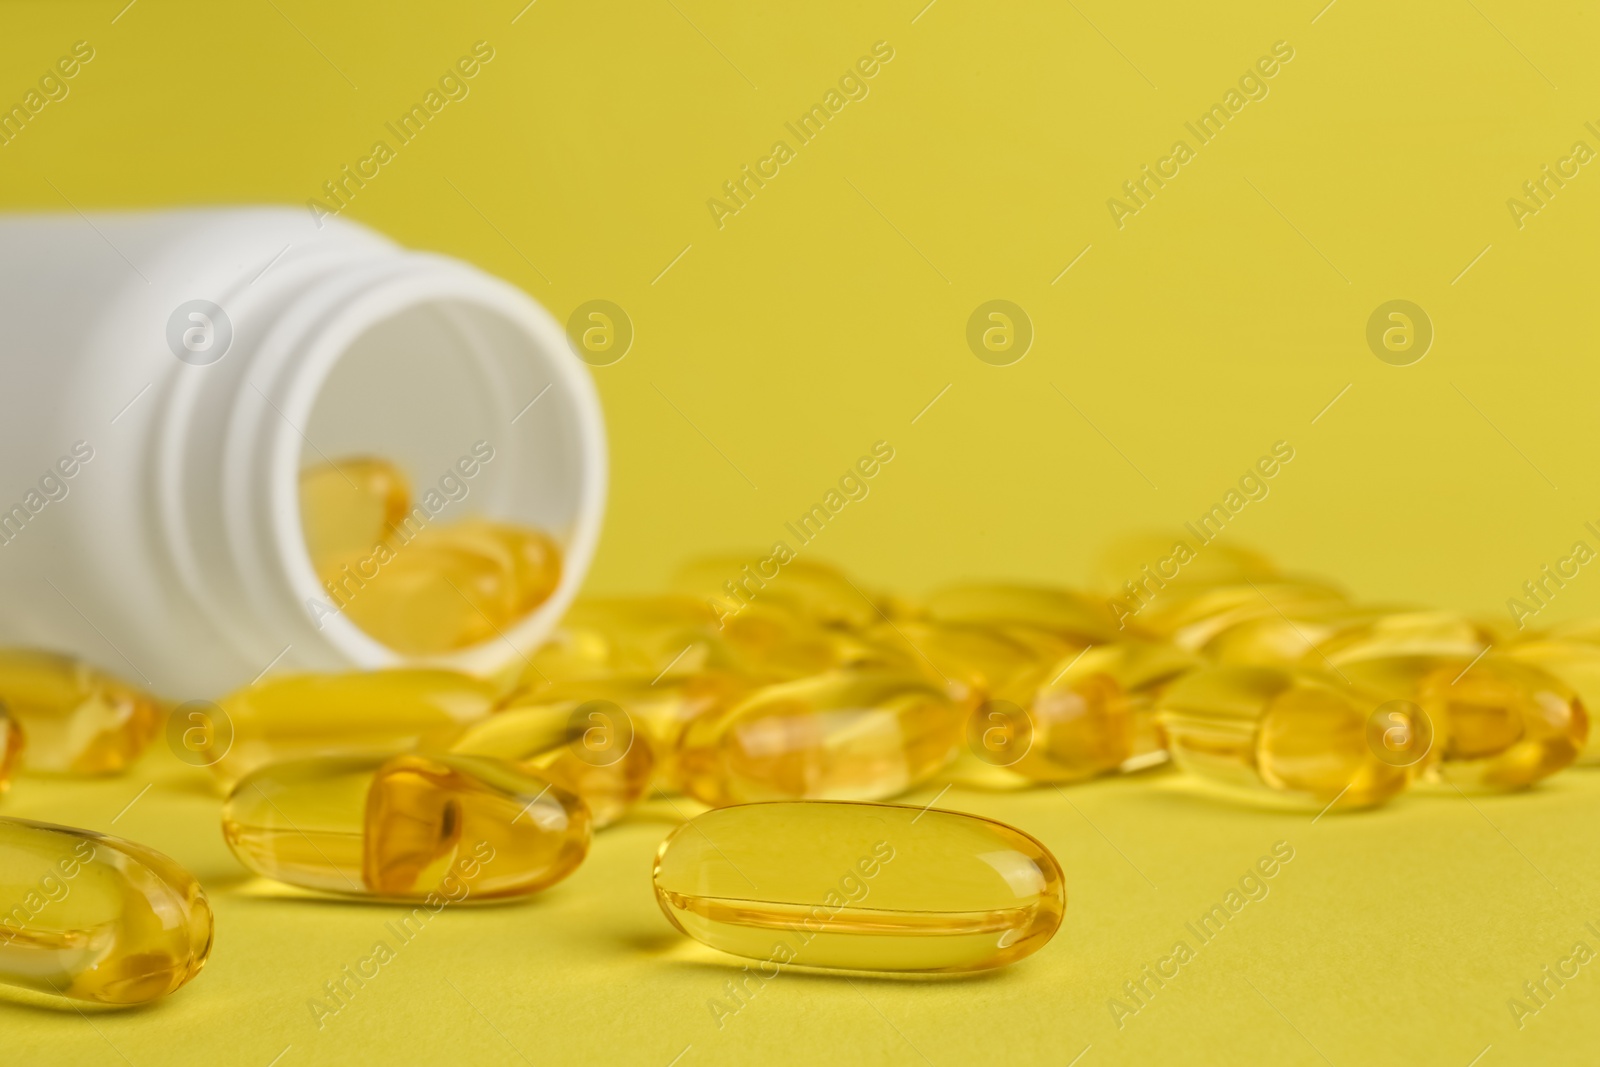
[652,800,1065,973]
[222,753,590,900]
[0,818,213,1004]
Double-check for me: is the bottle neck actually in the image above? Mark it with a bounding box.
[155,244,606,680]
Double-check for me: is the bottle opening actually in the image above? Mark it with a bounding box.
[272,270,605,675]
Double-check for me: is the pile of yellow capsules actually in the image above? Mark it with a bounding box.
[1,462,1594,1008]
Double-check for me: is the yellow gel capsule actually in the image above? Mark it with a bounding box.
[1023,641,1201,781]
[1133,579,1348,651]
[1156,665,1425,808]
[503,673,746,778]
[0,706,20,793]
[435,518,562,617]
[205,669,499,789]
[222,753,590,899]
[1341,654,1586,790]
[676,556,879,631]
[0,818,212,1004]
[448,696,655,827]
[0,650,161,775]
[652,801,1065,973]
[718,605,911,683]
[299,456,411,570]
[1094,536,1280,590]
[1506,639,1600,764]
[673,671,961,807]
[1313,611,1492,666]
[866,620,1038,711]
[336,526,523,654]
[524,597,723,686]
[925,583,1118,644]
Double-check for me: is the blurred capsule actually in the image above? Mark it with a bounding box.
[0,706,19,793]
[222,753,590,899]
[676,556,880,631]
[523,597,723,687]
[959,641,1198,786]
[1132,579,1348,650]
[434,518,562,617]
[674,670,961,806]
[867,620,1039,710]
[299,456,411,574]
[448,694,654,827]
[1506,639,1600,764]
[0,650,160,775]
[1312,611,1492,666]
[0,818,212,1004]
[925,583,1118,645]
[653,801,1064,972]
[335,525,525,654]
[1340,654,1586,790]
[205,669,498,788]
[1203,605,1400,667]
[719,604,911,683]
[1157,665,1427,808]
[1094,536,1280,592]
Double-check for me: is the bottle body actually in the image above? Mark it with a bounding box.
[0,207,606,697]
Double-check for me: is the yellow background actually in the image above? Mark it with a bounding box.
[4,0,1600,1063]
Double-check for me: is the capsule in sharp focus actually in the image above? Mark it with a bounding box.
[1156,665,1430,808]
[222,753,589,899]
[652,800,1065,973]
[673,670,961,807]
[0,818,212,1004]
[0,649,161,775]
[205,669,499,788]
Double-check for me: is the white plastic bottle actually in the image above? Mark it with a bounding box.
[0,207,606,698]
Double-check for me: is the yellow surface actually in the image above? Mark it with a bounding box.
[4,0,1600,1063]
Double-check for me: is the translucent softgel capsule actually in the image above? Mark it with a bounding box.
[1156,665,1427,807]
[866,620,1038,711]
[0,649,161,775]
[522,597,722,687]
[222,754,590,899]
[673,671,961,807]
[925,583,1117,645]
[299,456,411,576]
[1343,654,1586,790]
[206,670,499,788]
[1507,639,1600,764]
[1134,580,1348,651]
[1016,641,1200,782]
[652,801,1065,973]
[0,706,20,793]
[334,525,526,654]
[448,696,655,827]
[0,818,212,1004]
[677,557,880,631]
